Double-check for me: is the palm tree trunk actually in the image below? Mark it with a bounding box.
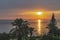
[17,31,22,40]
[17,34,22,40]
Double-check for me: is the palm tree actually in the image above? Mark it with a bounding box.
[10,19,24,40]
[9,18,34,40]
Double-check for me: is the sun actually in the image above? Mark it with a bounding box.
[36,12,42,15]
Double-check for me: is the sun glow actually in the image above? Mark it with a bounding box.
[36,12,43,15]
[38,19,41,35]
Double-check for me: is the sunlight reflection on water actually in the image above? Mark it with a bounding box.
[37,19,41,35]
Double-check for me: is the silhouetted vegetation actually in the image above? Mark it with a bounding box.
[0,32,9,40]
[9,18,34,40]
[41,13,60,40]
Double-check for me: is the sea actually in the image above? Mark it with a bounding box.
[0,19,60,34]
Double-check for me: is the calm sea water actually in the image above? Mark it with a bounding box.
[0,20,60,34]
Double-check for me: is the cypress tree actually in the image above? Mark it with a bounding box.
[48,13,58,35]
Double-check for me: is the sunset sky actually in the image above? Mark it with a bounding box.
[0,0,60,20]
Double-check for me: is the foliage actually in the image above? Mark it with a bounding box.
[41,13,60,40]
[0,32,9,40]
[9,18,34,40]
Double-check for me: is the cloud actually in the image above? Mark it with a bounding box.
[0,0,60,19]
[0,0,60,10]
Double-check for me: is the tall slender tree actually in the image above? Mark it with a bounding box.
[48,13,58,35]
[42,13,60,40]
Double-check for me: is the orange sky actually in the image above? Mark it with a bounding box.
[0,0,60,20]
[14,10,60,20]
[0,9,60,20]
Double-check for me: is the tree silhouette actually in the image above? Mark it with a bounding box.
[10,19,24,40]
[48,13,58,35]
[29,27,34,37]
[41,13,60,40]
[0,32,9,40]
[9,18,34,40]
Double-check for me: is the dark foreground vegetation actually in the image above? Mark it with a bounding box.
[0,14,60,40]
